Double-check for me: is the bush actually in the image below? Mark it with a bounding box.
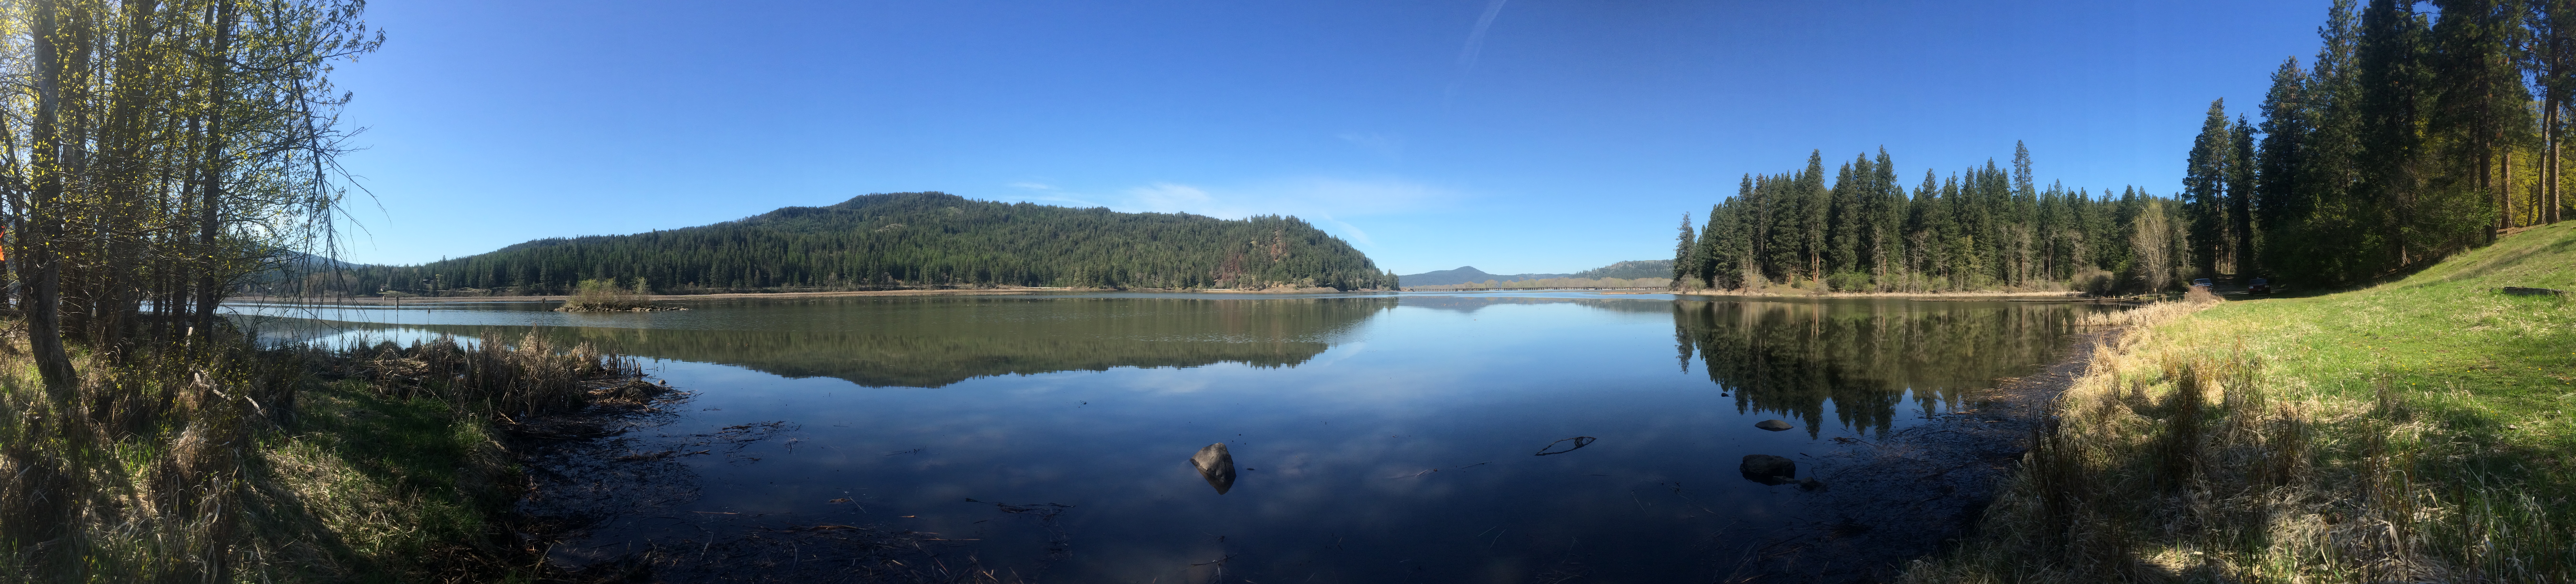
[2074,269,2118,296]
[563,278,651,311]
[1827,271,1875,292]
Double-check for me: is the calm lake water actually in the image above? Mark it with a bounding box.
[231,292,2110,582]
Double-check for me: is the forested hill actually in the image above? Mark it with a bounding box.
[313,192,1398,295]
[1395,266,1569,287]
[1570,260,1673,279]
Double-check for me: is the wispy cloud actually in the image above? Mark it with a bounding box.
[1117,178,1451,218]
[1336,132,1405,161]
[1446,0,1510,101]
[985,177,1455,250]
[1085,177,1457,248]
[1458,0,1510,71]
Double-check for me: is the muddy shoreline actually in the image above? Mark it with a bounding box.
[1720,327,2121,583]
[509,377,1005,583]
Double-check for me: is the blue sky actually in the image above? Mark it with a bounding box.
[333,0,2328,274]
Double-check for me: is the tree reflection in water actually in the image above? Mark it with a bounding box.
[391,296,1399,387]
[1672,299,2106,437]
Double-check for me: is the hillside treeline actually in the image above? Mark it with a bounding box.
[1570,259,1673,279]
[2210,0,2569,286]
[1406,276,1671,291]
[1671,146,2194,294]
[309,192,1398,295]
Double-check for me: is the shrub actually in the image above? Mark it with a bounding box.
[2074,269,2118,296]
[563,278,651,311]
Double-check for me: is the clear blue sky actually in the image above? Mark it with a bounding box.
[333,0,2328,275]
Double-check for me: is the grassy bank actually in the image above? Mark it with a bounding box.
[1908,223,2576,582]
[0,328,638,583]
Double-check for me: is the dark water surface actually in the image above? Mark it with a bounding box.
[231,292,2111,582]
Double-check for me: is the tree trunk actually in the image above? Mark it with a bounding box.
[192,2,236,342]
[25,0,76,395]
[2505,146,2515,230]
[2549,100,2559,225]
[2556,100,2566,224]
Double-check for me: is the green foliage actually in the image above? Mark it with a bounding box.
[564,278,650,310]
[1682,146,2188,294]
[315,192,1397,294]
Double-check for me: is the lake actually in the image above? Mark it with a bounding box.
[230,292,2112,582]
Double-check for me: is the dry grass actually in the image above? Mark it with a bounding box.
[0,325,639,583]
[1908,224,2576,583]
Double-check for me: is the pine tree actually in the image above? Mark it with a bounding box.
[2431,0,2527,246]
[2184,99,2235,279]
[2229,115,2259,277]
[2356,0,2433,268]
[1671,212,1699,288]
[1798,151,1831,286]
[2256,57,2311,275]
[1827,156,1865,282]
[1870,148,1904,289]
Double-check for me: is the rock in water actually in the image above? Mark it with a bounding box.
[1755,419,1793,431]
[1191,443,1237,495]
[1740,454,1796,485]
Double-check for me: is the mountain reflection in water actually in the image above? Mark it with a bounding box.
[231,292,2115,582]
[328,296,1398,387]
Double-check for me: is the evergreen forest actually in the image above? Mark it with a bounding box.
[1671,145,2195,294]
[2219,0,2572,285]
[305,192,1399,295]
[1681,0,2576,293]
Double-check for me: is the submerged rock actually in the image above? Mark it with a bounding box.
[1754,419,1793,431]
[1740,454,1796,485]
[1191,443,1236,495]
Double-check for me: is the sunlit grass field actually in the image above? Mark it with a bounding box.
[1912,223,2576,583]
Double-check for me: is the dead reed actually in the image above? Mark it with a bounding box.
[0,323,642,583]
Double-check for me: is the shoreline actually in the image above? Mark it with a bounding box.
[230,285,1382,306]
[1731,323,2128,581]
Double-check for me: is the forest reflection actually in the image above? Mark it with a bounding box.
[1672,299,2105,436]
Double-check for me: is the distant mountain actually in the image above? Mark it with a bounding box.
[304,192,1398,295]
[1570,260,1672,280]
[1398,259,1672,287]
[1396,266,1571,287]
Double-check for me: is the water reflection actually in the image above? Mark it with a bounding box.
[1672,299,2104,437]
[264,297,1400,387]
[231,293,2116,581]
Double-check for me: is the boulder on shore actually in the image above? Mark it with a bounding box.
[1740,454,1796,485]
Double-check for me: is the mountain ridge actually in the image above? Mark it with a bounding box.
[1397,259,1671,287]
[301,192,1398,295]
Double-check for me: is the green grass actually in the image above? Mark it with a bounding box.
[0,330,630,583]
[254,380,527,582]
[1908,222,2576,583]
